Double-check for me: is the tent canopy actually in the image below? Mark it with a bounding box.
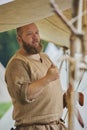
[0,0,87,48]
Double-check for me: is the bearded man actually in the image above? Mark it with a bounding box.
[5,23,84,130]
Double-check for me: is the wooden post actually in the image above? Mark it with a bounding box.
[68,1,84,130]
[50,0,86,130]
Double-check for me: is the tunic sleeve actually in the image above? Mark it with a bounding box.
[5,59,33,104]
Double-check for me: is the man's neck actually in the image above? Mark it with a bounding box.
[18,48,40,61]
[18,48,31,57]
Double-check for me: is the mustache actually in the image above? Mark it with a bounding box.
[32,39,39,43]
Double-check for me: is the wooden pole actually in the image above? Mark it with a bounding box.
[83,0,87,60]
[83,0,87,26]
[68,1,84,130]
[50,0,87,130]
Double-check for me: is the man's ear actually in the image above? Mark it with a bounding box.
[17,36,22,47]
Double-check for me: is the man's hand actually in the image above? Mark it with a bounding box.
[46,64,60,82]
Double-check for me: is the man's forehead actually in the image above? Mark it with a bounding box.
[21,23,38,32]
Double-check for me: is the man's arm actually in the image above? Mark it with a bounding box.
[26,64,60,100]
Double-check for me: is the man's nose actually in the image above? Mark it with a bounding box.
[32,33,37,39]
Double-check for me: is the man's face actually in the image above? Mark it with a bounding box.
[19,23,42,54]
[22,38,42,54]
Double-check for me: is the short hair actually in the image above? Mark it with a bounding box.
[16,23,37,37]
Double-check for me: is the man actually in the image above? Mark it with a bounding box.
[5,23,83,130]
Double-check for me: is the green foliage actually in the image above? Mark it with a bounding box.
[41,39,48,52]
[0,102,12,118]
[0,29,19,67]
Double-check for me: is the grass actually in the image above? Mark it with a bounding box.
[0,102,12,118]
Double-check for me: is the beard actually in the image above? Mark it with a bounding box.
[22,39,42,54]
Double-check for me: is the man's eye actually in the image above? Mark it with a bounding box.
[26,32,32,36]
[36,31,39,34]
[27,33,32,36]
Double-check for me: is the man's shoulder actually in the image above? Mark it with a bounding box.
[6,53,27,70]
[40,52,49,58]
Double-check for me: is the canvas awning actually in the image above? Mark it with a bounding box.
[0,0,87,48]
[36,10,71,48]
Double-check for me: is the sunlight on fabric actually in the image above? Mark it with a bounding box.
[0,0,14,5]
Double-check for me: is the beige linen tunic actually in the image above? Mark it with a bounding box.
[5,52,65,130]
